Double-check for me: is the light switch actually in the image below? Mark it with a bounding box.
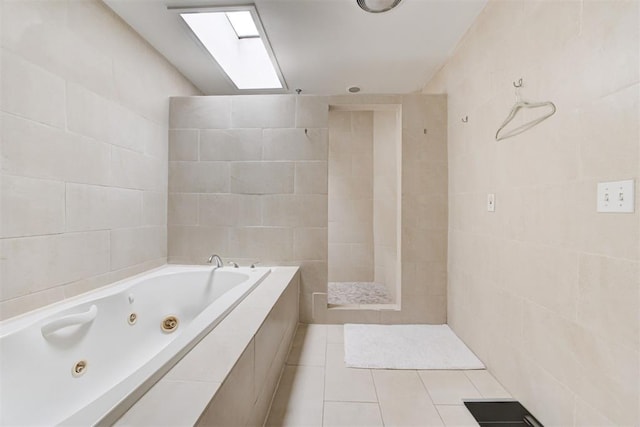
[597,179,634,213]
[487,193,496,212]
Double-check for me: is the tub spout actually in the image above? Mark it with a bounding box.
[207,254,223,268]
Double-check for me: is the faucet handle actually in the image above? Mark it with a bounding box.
[250,262,260,269]
[228,261,239,268]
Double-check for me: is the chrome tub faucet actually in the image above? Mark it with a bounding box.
[207,254,223,268]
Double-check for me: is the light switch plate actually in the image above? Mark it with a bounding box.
[487,193,496,212]
[597,179,634,213]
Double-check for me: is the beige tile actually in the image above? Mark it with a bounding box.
[109,226,166,270]
[66,82,111,143]
[521,301,638,426]
[228,227,293,262]
[169,96,231,129]
[168,225,227,264]
[231,95,295,128]
[168,161,229,193]
[463,371,511,399]
[326,325,344,344]
[577,254,639,349]
[373,369,444,426]
[295,161,328,194]
[114,379,220,427]
[573,396,618,427]
[65,183,142,232]
[165,315,261,384]
[294,228,328,261]
[168,193,198,226]
[2,113,111,186]
[142,191,167,227]
[0,175,65,238]
[199,129,262,161]
[263,128,328,161]
[296,96,329,128]
[325,343,377,402]
[436,405,478,427]
[198,341,255,427]
[266,365,324,427]
[230,161,294,194]
[263,195,327,228]
[1,49,65,128]
[168,129,198,161]
[111,146,165,191]
[578,85,638,179]
[254,305,288,400]
[109,104,158,155]
[286,324,327,366]
[199,194,261,227]
[0,231,109,301]
[418,371,482,405]
[323,402,383,427]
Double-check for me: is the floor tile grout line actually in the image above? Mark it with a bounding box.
[417,370,448,426]
[321,324,328,426]
[369,369,386,426]
[463,370,486,398]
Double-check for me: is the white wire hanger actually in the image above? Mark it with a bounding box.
[495,78,556,141]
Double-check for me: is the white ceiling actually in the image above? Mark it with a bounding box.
[103,0,487,95]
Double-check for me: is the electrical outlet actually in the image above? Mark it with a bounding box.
[487,193,496,212]
[597,179,634,213]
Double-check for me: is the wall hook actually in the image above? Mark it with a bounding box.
[295,88,302,95]
[461,116,468,123]
[304,128,308,135]
[513,78,523,88]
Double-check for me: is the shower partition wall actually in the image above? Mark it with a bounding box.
[327,104,401,306]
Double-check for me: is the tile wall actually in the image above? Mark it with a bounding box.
[0,0,200,319]
[373,110,400,301]
[424,0,639,425]
[328,110,375,283]
[169,94,448,323]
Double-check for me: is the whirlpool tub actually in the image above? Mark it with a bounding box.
[0,265,271,426]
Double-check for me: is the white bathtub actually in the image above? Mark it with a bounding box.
[0,265,270,426]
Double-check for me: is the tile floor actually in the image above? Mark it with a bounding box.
[266,324,512,426]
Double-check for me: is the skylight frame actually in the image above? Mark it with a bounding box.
[169,5,288,93]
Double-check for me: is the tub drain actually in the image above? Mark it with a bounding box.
[72,360,87,377]
[161,315,179,333]
[128,313,137,325]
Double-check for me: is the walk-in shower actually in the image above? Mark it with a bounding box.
[327,105,402,306]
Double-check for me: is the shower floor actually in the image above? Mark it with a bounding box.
[328,282,392,305]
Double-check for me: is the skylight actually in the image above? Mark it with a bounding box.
[180,8,284,90]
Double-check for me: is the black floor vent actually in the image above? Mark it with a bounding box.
[463,400,544,427]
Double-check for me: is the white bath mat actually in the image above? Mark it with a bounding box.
[344,324,485,370]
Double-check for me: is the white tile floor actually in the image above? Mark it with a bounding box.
[266,324,512,427]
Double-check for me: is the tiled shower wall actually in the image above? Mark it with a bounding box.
[168,94,447,323]
[424,1,639,425]
[327,110,375,283]
[0,0,199,319]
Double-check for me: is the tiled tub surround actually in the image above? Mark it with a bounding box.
[424,1,639,425]
[168,94,447,324]
[0,265,271,425]
[115,267,300,427]
[0,0,200,320]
